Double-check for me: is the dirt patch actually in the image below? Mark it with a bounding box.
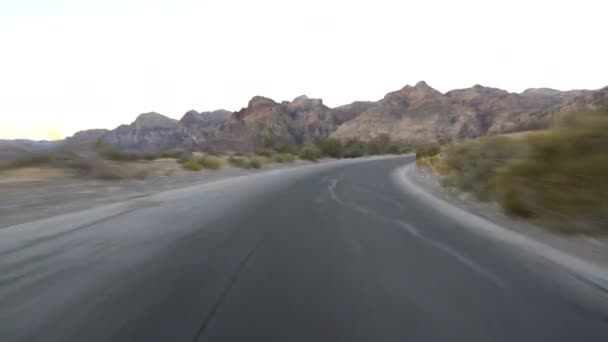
[0,159,319,228]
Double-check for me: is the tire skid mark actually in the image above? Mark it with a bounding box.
[327,178,507,290]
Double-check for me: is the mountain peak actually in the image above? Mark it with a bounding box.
[180,110,202,124]
[248,96,277,107]
[291,95,324,109]
[133,112,178,128]
[415,80,430,88]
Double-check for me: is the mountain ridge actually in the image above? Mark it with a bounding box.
[34,82,608,152]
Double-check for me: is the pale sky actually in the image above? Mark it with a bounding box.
[1,0,606,140]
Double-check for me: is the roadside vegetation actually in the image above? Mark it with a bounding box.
[228,155,263,169]
[0,149,149,180]
[1,134,413,181]
[418,110,608,234]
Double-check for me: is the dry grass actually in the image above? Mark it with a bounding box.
[438,110,608,234]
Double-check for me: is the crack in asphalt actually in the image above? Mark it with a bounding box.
[192,247,258,342]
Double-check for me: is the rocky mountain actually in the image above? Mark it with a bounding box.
[61,82,606,152]
[331,82,594,144]
[100,112,181,151]
[0,139,60,160]
[64,129,109,147]
[177,109,232,148]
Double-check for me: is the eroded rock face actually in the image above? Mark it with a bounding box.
[69,83,606,152]
[100,113,180,151]
[177,110,232,148]
[331,82,592,144]
[64,129,109,147]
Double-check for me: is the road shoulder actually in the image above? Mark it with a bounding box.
[392,163,608,292]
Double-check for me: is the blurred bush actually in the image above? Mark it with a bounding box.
[273,153,296,163]
[415,144,441,160]
[315,138,343,158]
[182,160,202,171]
[299,144,322,161]
[196,155,223,170]
[440,110,608,233]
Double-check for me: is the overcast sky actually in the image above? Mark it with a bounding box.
[1,0,606,140]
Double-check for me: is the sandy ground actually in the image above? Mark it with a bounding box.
[0,158,323,229]
[409,164,608,269]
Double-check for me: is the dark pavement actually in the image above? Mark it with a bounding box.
[1,156,607,341]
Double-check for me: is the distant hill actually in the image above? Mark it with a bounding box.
[6,82,604,155]
[0,139,60,160]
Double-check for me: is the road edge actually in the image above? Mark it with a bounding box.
[392,163,608,293]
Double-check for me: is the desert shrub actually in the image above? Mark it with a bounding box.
[273,153,296,163]
[92,163,148,180]
[399,146,413,154]
[197,155,223,170]
[228,155,248,168]
[388,144,401,154]
[368,134,392,155]
[141,153,159,161]
[228,155,263,169]
[416,154,450,175]
[255,148,275,157]
[248,156,263,169]
[177,151,194,164]
[315,138,343,158]
[442,137,521,200]
[415,144,441,159]
[262,136,275,149]
[439,111,608,233]
[1,154,52,170]
[182,160,202,171]
[343,139,367,158]
[159,149,186,159]
[275,143,299,155]
[492,112,608,232]
[98,147,139,162]
[299,144,322,161]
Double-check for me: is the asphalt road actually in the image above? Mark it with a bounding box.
[1,156,607,341]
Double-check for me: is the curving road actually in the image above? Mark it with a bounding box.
[1,156,607,341]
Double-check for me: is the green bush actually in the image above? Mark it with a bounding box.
[441,111,608,233]
[416,154,449,174]
[342,139,367,158]
[228,155,248,168]
[248,157,263,169]
[273,153,296,163]
[255,148,275,157]
[228,155,263,169]
[493,113,608,232]
[275,143,299,155]
[442,137,521,200]
[315,138,343,158]
[197,155,223,170]
[415,144,441,159]
[388,144,401,154]
[182,160,202,171]
[299,144,322,161]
